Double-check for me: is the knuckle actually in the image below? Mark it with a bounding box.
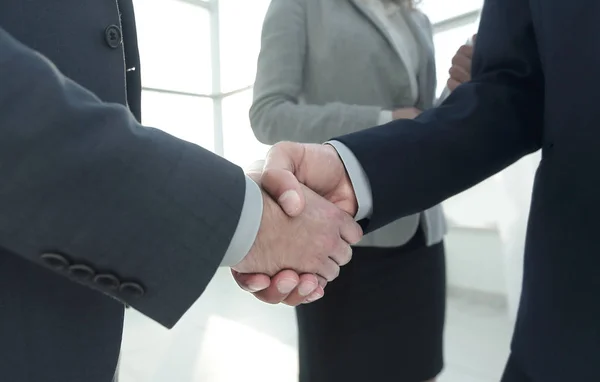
[330,266,340,281]
[325,236,339,253]
[333,243,352,265]
[307,255,325,274]
[343,246,353,265]
[273,141,291,150]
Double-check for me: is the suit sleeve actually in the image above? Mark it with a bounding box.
[0,26,247,328]
[249,0,384,145]
[334,0,545,233]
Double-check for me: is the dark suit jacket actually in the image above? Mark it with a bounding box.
[336,0,600,380]
[0,1,244,381]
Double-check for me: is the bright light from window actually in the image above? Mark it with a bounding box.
[133,0,213,94]
[419,0,483,24]
[141,90,214,151]
[218,0,271,93]
[222,89,271,167]
[433,22,479,97]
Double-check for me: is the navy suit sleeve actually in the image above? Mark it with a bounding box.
[334,0,545,233]
[0,27,245,328]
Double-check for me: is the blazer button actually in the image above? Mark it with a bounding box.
[68,264,96,281]
[94,274,120,290]
[120,282,145,298]
[104,25,122,49]
[40,253,70,270]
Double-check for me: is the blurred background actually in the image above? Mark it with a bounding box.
[119,0,540,381]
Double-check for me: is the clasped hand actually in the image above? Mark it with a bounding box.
[231,143,359,306]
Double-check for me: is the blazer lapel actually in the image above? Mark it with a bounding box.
[403,9,437,108]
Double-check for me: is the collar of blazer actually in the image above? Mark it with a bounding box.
[349,1,432,69]
[349,0,435,105]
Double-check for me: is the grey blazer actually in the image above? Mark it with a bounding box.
[250,0,446,247]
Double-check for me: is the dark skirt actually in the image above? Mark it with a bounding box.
[296,228,446,382]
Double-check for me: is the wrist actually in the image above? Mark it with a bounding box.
[233,191,278,275]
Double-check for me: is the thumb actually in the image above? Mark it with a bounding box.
[231,269,271,293]
[261,168,305,217]
[261,142,307,217]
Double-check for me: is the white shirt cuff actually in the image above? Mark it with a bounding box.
[377,110,394,125]
[325,141,373,221]
[220,175,263,267]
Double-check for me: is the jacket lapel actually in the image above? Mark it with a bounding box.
[403,9,437,108]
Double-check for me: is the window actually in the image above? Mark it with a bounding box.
[433,22,480,97]
[133,0,212,95]
[218,0,271,93]
[221,89,270,167]
[141,90,214,151]
[420,0,482,24]
[219,0,272,165]
[133,0,214,150]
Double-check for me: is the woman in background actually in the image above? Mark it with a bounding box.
[250,1,472,381]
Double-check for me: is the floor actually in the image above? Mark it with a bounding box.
[119,267,514,382]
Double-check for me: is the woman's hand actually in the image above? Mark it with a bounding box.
[447,34,476,92]
[392,107,422,120]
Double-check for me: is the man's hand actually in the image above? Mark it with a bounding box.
[232,176,362,282]
[239,168,326,306]
[260,142,357,218]
[447,34,476,92]
[231,269,326,305]
[232,144,358,305]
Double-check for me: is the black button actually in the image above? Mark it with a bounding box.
[119,282,145,298]
[40,253,70,270]
[68,264,96,281]
[104,25,122,49]
[94,274,120,290]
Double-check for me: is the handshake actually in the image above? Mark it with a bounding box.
[230,142,362,306]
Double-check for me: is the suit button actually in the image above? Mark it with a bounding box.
[40,253,70,270]
[94,274,120,290]
[120,282,145,298]
[68,264,96,281]
[104,25,122,49]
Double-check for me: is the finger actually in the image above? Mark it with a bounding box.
[316,275,328,289]
[471,34,477,45]
[251,270,301,304]
[447,78,461,92]
[339,212,363,245]
[451,53,472,74]
[329,240,353,267]
[282,273,320,306]
[318,258,341,282]
[449,65,470,83]
[231,269,271,292]
[458,44,474,58]
[262,142,307,217]
[245,159,266,174]
[303,286,325,304]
